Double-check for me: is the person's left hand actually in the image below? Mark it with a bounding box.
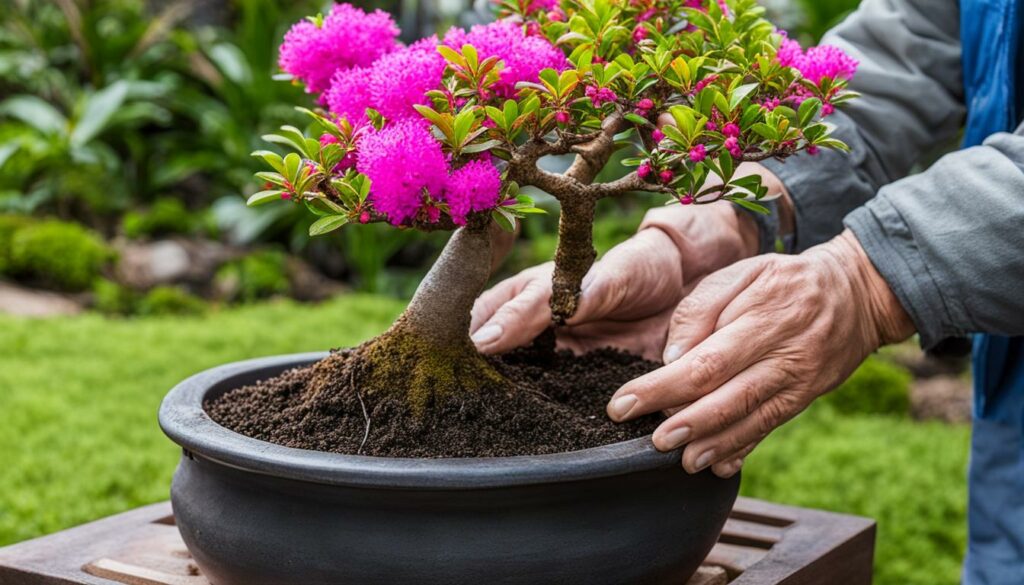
[605,230,916,478]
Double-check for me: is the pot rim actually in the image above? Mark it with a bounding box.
[159,352,682,490]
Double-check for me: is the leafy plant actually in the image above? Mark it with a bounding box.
[137,285,207,316]
[244,0,859,411]
[9,219,112,292]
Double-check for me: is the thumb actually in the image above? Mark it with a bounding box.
[472,276,554,355]
[662,259,763,364]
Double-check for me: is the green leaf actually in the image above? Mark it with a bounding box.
[309,215,349,236]
[247,190,283,206]
[729,197,771,215]
[252,150,285,174]
[624,112,652,126]
[491,209,516,232]
[71,81,129,147]
[0,96,67,135]
[462,139,503,154]
[798,98,822,127]
[283,153,302,182]
[728,83,759,112]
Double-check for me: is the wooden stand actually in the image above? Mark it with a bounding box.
[0,497,874,585]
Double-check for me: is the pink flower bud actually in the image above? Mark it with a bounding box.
[723,123,741,137]
[526,21,542,37]
[637,161,653,179]
[637,98,655,110]
[555,110,571,124]
[632,26,648,42]
[680,195,695,205]
[652,128,665,142]
[659,169,674,184]
[806,145,820,156]
[359,211,370,224]
[821,102,835,116]
[705,121,718,132]
[689,144,707,162]
[724,136,742,158]
[547,8,565,21]
[319,133,340,146]
[280,192,292,200]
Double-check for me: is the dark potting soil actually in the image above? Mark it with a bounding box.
[205,345,664,458]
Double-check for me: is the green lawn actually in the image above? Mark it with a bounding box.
[0,296,968,585]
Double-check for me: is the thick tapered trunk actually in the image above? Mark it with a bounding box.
[325,221,508,414]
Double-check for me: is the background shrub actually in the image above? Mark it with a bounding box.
[0,214,33,274]
[215,250,290,303]
[820,356,912,416]
[9,220,112,292]
[121,198,214,240]
[137,286,207,316]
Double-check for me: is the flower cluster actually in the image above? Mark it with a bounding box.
[355,119,450,225]
[444,159,503,225]
[777,37,859,114]
[278,4,400,94]
[443,21,567,98]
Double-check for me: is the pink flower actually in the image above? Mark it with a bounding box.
[689,144,707,162]
[367,42,447,120]
[636,98,655,111]
[705,121,718,132]
[324,66,372,124]
[444,159,502,224]
[526,21,542,37]
[359,211,371,223]
[319,133,340,146]
[691,74,719,95]
[651,128,665,142]
[278,4,400,94]
[679,194,695,205]
[761,97,781,111]
[821,102,835,116]
[547,8,565,21]
[356,119,448,225]
[659,169,674,184]
[632,26,648,42]
[724,136,742,158]
[806,145,820,156]
[555,110,571,124]
[529,0,559,12]
[444,21,568,99]
[637,161,653,179]
[722,123,740,137]
[585,85,617,106]
[777,38,858,84]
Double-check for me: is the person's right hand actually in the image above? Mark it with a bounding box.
[470,199,762,360]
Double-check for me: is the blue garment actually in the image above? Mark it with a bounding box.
[960,2,1024,583]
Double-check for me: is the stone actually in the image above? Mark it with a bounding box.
[0,281,83,317]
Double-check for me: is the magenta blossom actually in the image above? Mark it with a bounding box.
[444,21,567,98]
[652,128,665,143]
[722,123,741,137]
[444,159,503,224]
[778,39,858,84]
[659,169,674,184]
[724,136,742,158]
[278,4,400,94]
[637,161,653,179]
[585,85,617,106]
[326,40,446,123]
[356,119,449,225]
[689,144,707,162]
[555,110,571,124]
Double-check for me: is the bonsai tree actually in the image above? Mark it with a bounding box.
[249,0,857,413]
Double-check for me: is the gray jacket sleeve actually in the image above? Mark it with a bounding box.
[845,129,1024,348]
[761,0,965,251]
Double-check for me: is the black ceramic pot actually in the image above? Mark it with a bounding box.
[159,353,740,585]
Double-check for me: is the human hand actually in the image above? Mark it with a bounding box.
[470,201,759,360]
[606,230,915,478]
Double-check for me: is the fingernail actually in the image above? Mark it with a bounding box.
[694,450,715,472]
[471,324,502,345]
[657,426,692,450]
[607,394,638,421]
[663,344,682,364]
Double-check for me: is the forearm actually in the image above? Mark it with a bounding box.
[763,0,964,251]
[844,133,1024,348]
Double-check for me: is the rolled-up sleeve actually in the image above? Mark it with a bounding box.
[762,0,965,251]
[845,130,1024,349]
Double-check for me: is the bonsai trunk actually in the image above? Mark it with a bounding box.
[310,221,508,414]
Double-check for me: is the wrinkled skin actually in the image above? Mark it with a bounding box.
[471,201,758,361]
[606,230,915,477]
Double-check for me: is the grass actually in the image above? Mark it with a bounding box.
[0,296,967,585]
